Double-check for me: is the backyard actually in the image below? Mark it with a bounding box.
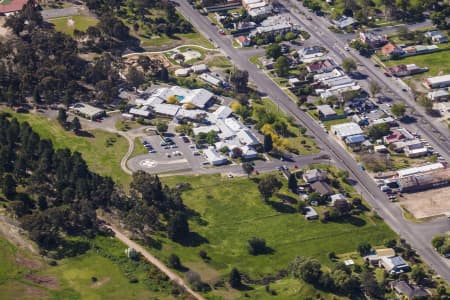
[150,173,396,299]
[48,15,99,36]
[384,50,450,78]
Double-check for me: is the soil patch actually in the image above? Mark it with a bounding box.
[90,276,111,288]
[15,253,43,270]
[400,186,450,219]
[25,274,59,289]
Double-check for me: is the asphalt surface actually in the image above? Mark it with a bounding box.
[281,0,450,161]
[175,0,450,283]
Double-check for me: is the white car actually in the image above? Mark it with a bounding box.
[228,173,233,178]
[344,46,350,51]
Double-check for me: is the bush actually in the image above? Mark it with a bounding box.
[247,237,268,255]
[168,254,181,269]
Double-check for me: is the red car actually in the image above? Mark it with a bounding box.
[384,72,392,77]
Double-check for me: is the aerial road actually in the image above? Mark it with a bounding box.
[174,0,450,283]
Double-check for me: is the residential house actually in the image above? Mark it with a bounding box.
[307,59,338,74]
[236,35,251,47]
[388,64,428,77]
[403,44,439,55]
[304,206,319,220]
[298,46,325,62]
[250,16,298,36]
[258,56,274,69]
[303,169,327,183]
[311,181,333,197]
[427,89,449,101]
[0,0,32,16]
[423,74,450,89]
[345,134,366,147]
[381,43,404,57]
[333,16,357,29]
[330,122,364,139]
[359,31,387,48]
[424,30,448,44]
[379,256,410,274]
[234,21,257,32]
[199,73,223,87]
[396,162,444,178]
[175,68,191,77]
[391,281,429,299]
[288,77,301,87]
[330,193,350,213]
[383,128,414,144]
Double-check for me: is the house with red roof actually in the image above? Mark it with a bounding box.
[0,0,30,15]
[235,35,251,47]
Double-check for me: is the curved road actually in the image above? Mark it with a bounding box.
[174,0,450,283]
[105,224,206,300]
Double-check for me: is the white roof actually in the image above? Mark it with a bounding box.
[427,89,449,98]
[397,163,444,178]
[321,75,354,87]
[317,104,336,116]
[192,64,208,73]
[175,68,191,77]
[193,125,219,135]
[176,109,207,120]
[204,148,228,165]
[180,88,213,108]
[216,119,236,139]
[129,107,151,117]
[152,104,180,116]
[211,106,232,120]
[70,103,104,117]
[237,129,259,145]
[426,74,450,85]
[224,117,244,132]
[314,69,344,81]
[199,73,222,86]
[331,122,363,137]
[137,95,164,106]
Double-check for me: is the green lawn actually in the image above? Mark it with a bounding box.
[152,174,395,299]
[0,236,175,300]
[4,110,131,187]
[49,15,99,36]
[384,50,450,77]
[130,138,149,158]
[207,56,233,68]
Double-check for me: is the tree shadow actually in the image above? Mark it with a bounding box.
[343,178,358,186]
[332,216,366,227]
[268,200,296,214]
[276,194,298,204]
[178,232,209,247]
[234,283,254,291]
[76,130,95,138]
[399,116,417,124]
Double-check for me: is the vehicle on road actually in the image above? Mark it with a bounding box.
[228,173,233,178]
[359,165,365,171]
[344,46,350,51]
[384,72,391,77]
[374,64,380,68]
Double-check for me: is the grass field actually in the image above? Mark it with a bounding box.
[152,174,395,299]
[384,50,450,78]
[130,138,149,158]
[4,111,131,187]
[0,236,175,300]
[207,56,233,68]
[49,15,99,36]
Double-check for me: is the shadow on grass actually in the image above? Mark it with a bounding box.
[333,216,366,227]
[276,193,298,204]
[76,130,95,138]
[178,232,209,247]
[234,283,254,291]
[268,200,296,214]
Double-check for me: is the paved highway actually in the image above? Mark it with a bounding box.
[175,0,450,282]
[281,0,450,161]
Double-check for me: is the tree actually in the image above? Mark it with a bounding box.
[332,269,360,294]
[263,134,273,152]
[242,162,254,178]
[368,80,381,98]
[360,270,383,298]
[229,268,241,288]
[265,43,282,59]
[257,175,282,202]
[341,57,357,74]
[411,266,426,284]
[168,212,189,242]
[157,122,168,133]
[296,258,322,283]
[274,56,289,76]
[367,123,390,140]
[247,237,268,255]
[418,95,433,113]
[2,174,17,199]
[71,117,81,133]
[32,87,41,104]
[37,195,48,210]
[288,173,297,192]
[357,242,372,256]
[391,103,406,118]
[432,235,447,249]
[127,66,145,87]
[230,69,249,93]
[57,108,68,127]
[168,254,182,269]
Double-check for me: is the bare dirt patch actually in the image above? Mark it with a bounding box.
[25,274,59,289]
[184,261,222,285]
[399,186,450,219]
[90,276,111,288]
[0,215,38,254]
[15,253,43,270]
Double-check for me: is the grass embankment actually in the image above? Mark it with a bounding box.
[5,111,131,187]
[0,236,175,300]
[151,174,396,299]
[49,15,99,36]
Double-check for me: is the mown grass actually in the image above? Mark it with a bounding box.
[4,110,131,187]
[130,138,149,158]
[207,56,233,68]
[384,50,450,78]
[49,15,99,36]
[153,174,395,298]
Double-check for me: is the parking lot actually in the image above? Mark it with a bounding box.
[127,133,209,174]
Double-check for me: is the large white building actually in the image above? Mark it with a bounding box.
[423,74,450,89]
